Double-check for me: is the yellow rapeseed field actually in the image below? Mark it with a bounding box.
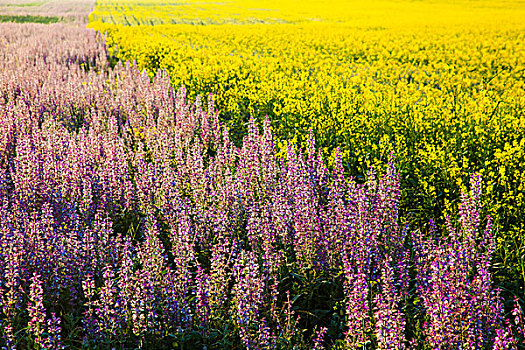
[89,0,525,285]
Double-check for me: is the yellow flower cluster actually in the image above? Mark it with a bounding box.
[89,0,525,282]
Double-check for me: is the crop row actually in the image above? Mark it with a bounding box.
[0,14,59,24]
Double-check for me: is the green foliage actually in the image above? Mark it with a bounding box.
[5,1,46,7]
[0,14,60,23]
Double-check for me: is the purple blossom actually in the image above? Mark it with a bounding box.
[28,273,46,348]
[374,259,406,350]
[312,326,328,350]
[46,312,64,350]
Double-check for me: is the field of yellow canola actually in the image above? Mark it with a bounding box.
[89,0,525,286]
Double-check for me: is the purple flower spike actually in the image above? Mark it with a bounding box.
[312,326,328,350]
[46,312,64,350]
[28,273,46,348]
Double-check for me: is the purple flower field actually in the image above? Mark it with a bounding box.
[0,23,523,349]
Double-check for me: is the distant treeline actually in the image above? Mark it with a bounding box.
[0,14,60,23]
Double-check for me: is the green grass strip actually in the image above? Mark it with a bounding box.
[5,1,46,7]
[0,14,60,24]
